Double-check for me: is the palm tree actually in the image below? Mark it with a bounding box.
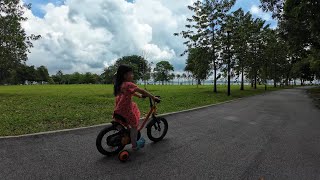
[182,73,187,85]
[189,74,193,85]
[176,74,181,85]
[170,73,175,85]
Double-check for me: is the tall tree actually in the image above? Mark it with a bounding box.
[261,0,320,82]
[228,9,254,90]
[185,47,212,87]
[175,0,236,92]
[0,1,40,84]
[170,73,175,85]
[182,73,187,85]
[176,74,181,85]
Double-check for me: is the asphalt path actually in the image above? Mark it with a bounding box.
[1,87,320,180]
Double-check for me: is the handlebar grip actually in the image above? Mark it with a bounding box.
[154,96,161,103]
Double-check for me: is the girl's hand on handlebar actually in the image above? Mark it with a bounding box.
[153,96,161,103]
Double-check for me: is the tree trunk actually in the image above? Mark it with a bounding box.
[251,79,254,88]
[241,64,244,90]
[274,63,277,88]
[254,71,257,89]
[197,79,201,85]
[264,77,267,90]
[213,62,217,93]
[265,63,268,91]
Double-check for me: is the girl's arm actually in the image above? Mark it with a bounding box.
[133,92,142,98]
[135,87,159,101]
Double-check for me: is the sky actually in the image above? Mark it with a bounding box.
[22,0,277,75]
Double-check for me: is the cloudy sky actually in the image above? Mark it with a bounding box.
[22,0,277,75]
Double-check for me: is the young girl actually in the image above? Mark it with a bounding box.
[113,65,160,150]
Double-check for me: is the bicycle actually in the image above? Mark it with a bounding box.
[96,96,168,160]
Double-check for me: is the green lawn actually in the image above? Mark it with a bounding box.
[0,84,287,136]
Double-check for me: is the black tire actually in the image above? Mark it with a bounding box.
[147,117,168,142]
[96,125,125,156]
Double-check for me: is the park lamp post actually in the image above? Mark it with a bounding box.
[226,27,231,96]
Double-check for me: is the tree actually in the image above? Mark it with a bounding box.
[182,73,187,85]
[292,59,314,85]
[174,0,236,93]
[170,73,175,85]
[185,47,212,87]
[260,0,284,19]
[151,72,157,85]
[37,66,49,83]
[246,18,269,89]
[52,70,63,84]
[227,9,255,90]
[176,74,181,85]
[153,61,174,85]
[115,55,149,83]
[261,0,320,83]
[83,72,95,84]
[261,0,320,50]
[102,65,117,84]
[70,72,81,84]
[308,49,320,80]
[0,1,41,84]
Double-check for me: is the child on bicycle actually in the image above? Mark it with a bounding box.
[113,64,160,150]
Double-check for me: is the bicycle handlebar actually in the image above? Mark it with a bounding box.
[142,95,161,107]
[141,95,161,103]
[154,96,161,103]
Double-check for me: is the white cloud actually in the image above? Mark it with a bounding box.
[250,5,272,21]
[22,0,196,74]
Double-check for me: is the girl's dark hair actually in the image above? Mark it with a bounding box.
[113,64,133,96]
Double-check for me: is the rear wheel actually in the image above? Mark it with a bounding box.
[96,125,125,156]
[147,117,168,142]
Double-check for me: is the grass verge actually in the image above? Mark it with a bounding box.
[307,87,320,109]
[0,84,288,136]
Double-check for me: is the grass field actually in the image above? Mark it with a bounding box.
[0,84,288,136]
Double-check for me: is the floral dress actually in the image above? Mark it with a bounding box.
[113,82,140,128]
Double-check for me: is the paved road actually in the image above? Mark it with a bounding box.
[1,88,320,180]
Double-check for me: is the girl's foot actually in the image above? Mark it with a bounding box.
[132,137,145,151]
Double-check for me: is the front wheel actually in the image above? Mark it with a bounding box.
[147,117,168,142]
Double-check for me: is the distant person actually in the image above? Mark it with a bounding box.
[113,65,160,150]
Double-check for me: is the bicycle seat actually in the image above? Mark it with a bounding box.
[113,113,127,123]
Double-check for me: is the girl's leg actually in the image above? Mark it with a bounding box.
[130,127,138,148]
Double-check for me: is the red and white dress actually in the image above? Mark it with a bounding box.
[114,82,141,128]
